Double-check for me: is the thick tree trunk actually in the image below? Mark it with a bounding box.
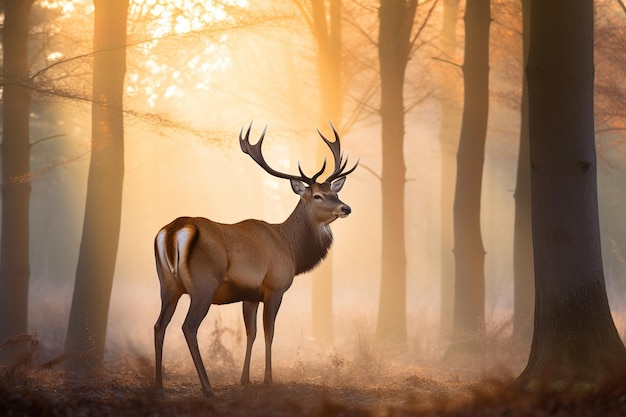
[512,0,534,345]
[518,0,626,383]
[0,0,34,343]
[437,0,461,340]
[450,0,490,353]
[375,0,415,345]
[311,0,342,344]
[64,0,128,369]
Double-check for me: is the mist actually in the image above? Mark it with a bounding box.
[3,0,626,414]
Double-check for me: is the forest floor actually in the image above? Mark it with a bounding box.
[2,333,626,417]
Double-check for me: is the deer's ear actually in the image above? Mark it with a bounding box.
[290,179,307,195]
[330,176,346,192]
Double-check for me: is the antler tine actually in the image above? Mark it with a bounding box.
[311,157,327,182]
[240,122,311,183]
[317,123,342,172]
[317,122,359,183]
[332,156,360,181]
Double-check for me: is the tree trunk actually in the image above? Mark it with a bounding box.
[376,0,416,345]
[0,0,34,343]
[512,0,534,345]
[310,0,343,344]
[437,0,461,340]
[518,0,626,384]
[450,0,490,353]
[64,0,128,369]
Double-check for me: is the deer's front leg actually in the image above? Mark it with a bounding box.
[262,292,284,384]
[240,300,259,385]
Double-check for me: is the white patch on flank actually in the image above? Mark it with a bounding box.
[174,226,194,277]
[156,229,174,273]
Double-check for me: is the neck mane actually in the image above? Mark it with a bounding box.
[279,200,333,275]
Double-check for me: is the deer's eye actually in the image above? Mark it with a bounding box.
[313,194,323,201]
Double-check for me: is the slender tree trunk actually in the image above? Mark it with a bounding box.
[450,0,490,353]
[376,0,416,345]
[518,0,626,383]
[64,0,128,369]
[311,0,343,344]
[0,0,34,343]
[512,0,534,345]
[437,0,461,340]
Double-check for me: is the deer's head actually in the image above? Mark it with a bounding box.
[240,122,358,225]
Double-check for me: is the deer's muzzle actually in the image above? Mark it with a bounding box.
[338,205,352,217]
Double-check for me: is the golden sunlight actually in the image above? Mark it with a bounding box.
[131,0,248,38]
[39,0,79,14]
[41,0,249,107]
[127,0,248,106]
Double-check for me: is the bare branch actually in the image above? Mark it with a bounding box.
[26,84,230,145]
[292,0,316,34]
[344,11,378,47]
[405,89,435,113]
[30,134,66,148]
[409,0,439,52]
[346,85,380,117]
[26,50,96,84]
[1,149,90,187]
[432,55,463,70]
[359,164,381,182]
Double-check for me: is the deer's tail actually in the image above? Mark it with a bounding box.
[154,222,198,293]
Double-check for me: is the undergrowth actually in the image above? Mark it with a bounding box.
[2,322,626,416]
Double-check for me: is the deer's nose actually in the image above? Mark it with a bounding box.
[342,205,352,215]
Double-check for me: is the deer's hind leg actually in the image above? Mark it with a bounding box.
[154,279,183,393]
[182,283,218,398]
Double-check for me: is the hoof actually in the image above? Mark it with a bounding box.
[202,388,216,398]
[153,386,165,399]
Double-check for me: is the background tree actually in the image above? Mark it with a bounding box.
[64,0,128,369]
[375,0,416,345]
[518,0,626,383]
[296,0,344,343]
[436,0,461,339]
[451,0,490,352]
[512,0,533,345]
[375,0,437,345]
[0,0,35,343]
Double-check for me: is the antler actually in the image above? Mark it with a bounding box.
[240,122,319,185]
[240,122,358,185]
[317,122,359,183]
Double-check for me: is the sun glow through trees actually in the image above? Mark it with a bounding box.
[127,0,249,106]
[41,0,248,108]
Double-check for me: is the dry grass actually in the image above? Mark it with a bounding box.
[6,282,626,415]
[2,320,626,417]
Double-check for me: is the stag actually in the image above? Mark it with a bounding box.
[153,123,357,397]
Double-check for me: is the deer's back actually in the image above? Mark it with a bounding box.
[156,217,296,304]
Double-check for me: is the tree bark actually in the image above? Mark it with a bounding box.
[64,0,128,369]
[512,0,534,345]
[0,0,35,343]
[310,0,343,344]
[518,0,626,383]
[450,0,490,353]
[437,0,461,340]
[375,0,416,345]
